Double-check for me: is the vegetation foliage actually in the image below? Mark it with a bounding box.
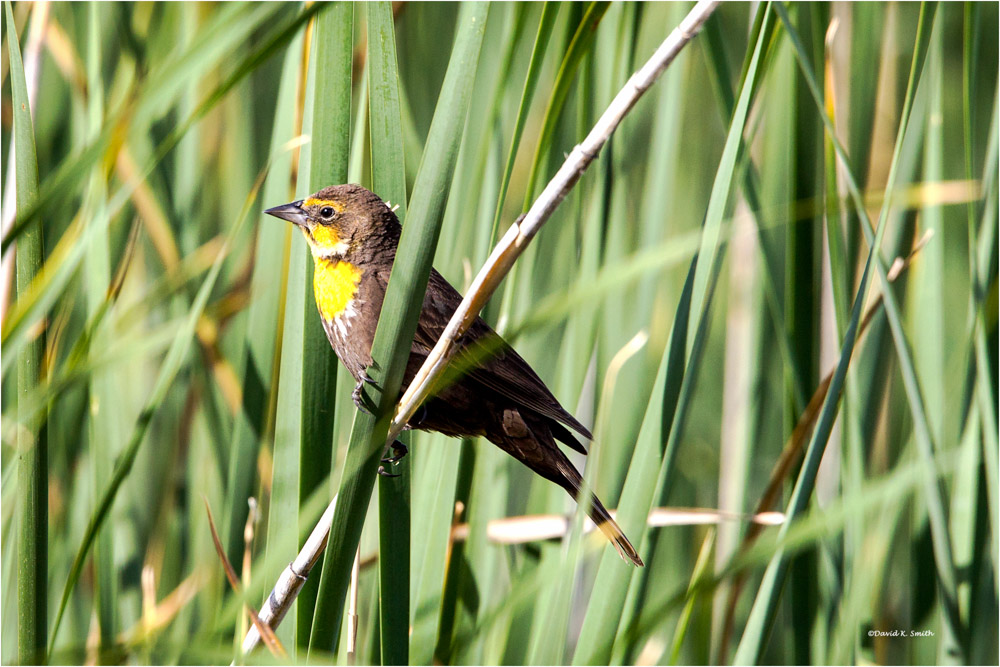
[1,2,997,665]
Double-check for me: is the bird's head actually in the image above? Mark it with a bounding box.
[264,184,397,260]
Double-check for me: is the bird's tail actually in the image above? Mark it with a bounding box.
[581,488,644,567]
[488,413,643,566]
[555,459,643,567]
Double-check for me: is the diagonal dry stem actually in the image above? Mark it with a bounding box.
[387,0,722,447]
[239,1,722,654]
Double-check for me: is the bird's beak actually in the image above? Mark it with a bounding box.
[264,200,308,227]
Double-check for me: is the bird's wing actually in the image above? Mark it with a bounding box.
[398,268,593,443]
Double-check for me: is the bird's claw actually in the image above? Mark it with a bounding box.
[352,382,372,415]
[376,441,408,478]
[352,374,379,415]
[381,441,408,465]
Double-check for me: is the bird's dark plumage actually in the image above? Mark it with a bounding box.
[265,184,642,566]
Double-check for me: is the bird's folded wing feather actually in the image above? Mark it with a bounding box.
[387,267,593,442]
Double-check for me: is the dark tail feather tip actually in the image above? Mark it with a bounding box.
[590,508,643,567]
[557,463,643,566]
[606,524,644,567]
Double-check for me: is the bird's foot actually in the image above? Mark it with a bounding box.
[351,382,371,414]
[376,440,407,478]
[381,441,408,465]
[352,372,379,415]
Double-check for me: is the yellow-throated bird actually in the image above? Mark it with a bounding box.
[265,184,642,566]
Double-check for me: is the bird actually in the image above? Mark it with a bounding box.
[265,183,642,566]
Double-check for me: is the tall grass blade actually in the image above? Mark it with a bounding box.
[294,2,354,648]
[574,5,773,663]
[6,1,46,661]
[266,29,316,652]
[221,29,302,588]
[308,2,489,654]
[783,6,824,662]
[488,2,559,245]
[82,2,118,649]
[367,2,411,663]
[963,6,999,592]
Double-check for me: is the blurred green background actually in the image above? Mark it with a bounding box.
[2,2,997,665]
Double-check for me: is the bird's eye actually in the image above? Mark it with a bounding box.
[320,206,335,219]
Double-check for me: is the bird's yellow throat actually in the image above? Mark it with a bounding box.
[313,256,362,320]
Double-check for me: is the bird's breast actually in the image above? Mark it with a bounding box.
[313,257,363,324]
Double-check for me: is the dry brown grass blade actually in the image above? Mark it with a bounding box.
[133,569,205,639]
[203,498,286,659]
[115,148,181,270]
[119,566,206,648]
[42,14,86,95]
[195,314,243,414]
[108,218,142,302]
